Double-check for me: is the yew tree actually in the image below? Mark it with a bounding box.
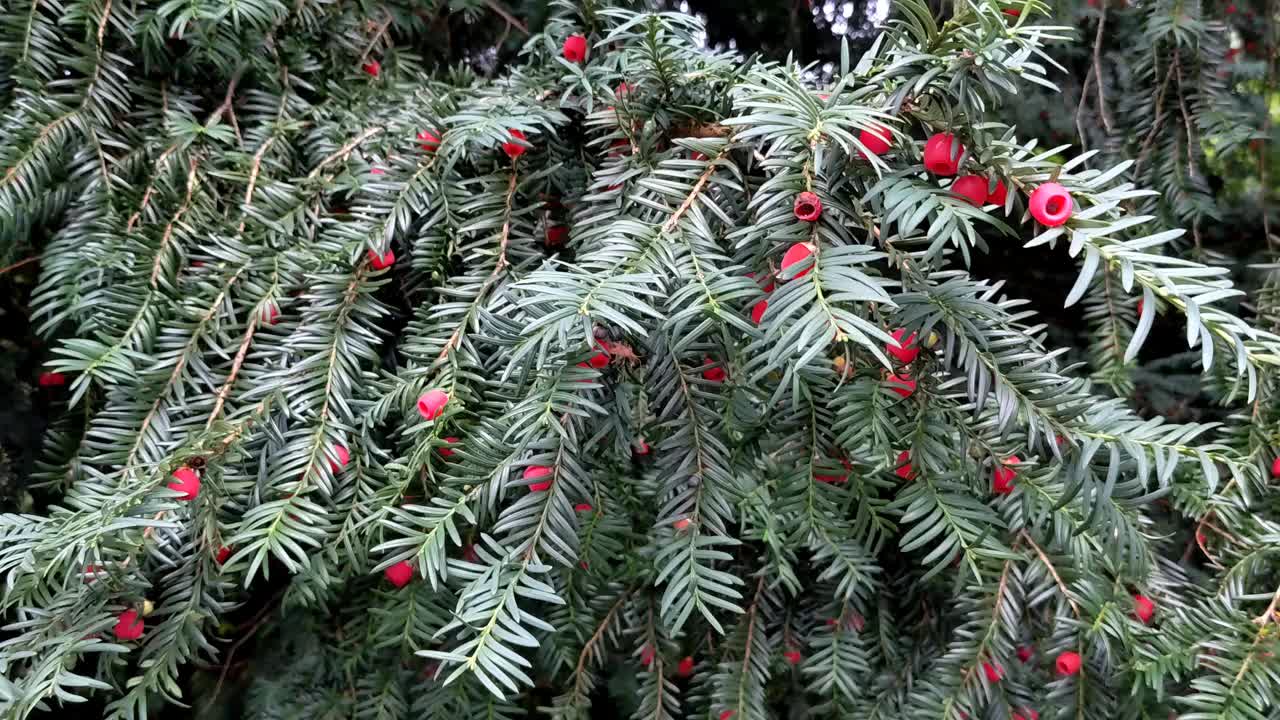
[2,1,1280,719]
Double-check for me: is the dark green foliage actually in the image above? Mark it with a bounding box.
[1,1,1279,720]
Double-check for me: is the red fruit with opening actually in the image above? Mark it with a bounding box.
[260,303,281,326]
[781,242,816,279]
[1028,182,1074,227]
[1133,594,1156,623]
[525,465,554,492]
[987,178,1008,206]
[886,374,916,397]
[702,358,726,383]
[38,372,66,387]
[367,249,395,270]
[1056,651,1082,676]
[113,609,145,641]
[887,328,920,363]
[417,389,449,420]
[993,456,1021,494]
[859,124,892,156]
[924,133,963,175]
[951,175,989,206]
[502,129,528,159]
[562,34,587,63]
[417,130,441,153]
[328,444,350,473]
[384,560,413,588]
[793,191,822,222]
[168,467,201,501]
[751,299,769,324]
[895,450,916,480]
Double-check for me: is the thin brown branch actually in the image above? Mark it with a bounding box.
[206,304,261,428]
[1092,4,1113,133]
[1172,52,1200,179]
[571,589,632,701]
[237,136,277,234]
[358,14,394,64]
[306,127,382,179]
[149,155,200,289]
[483,0,528,36]
[1020,530,1082,617]
[0,255,38,275]
[662,148,726,233]
[1075,66,1095,156]
[1132,58,1178,179]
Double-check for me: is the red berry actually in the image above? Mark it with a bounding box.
[37,371,66,387]
[1028,182,1073,227]
[924,133,963,176]
[719,712,735,720]
[439,437,459,458]
[1227,3,1237,12]
[781,242,816,279]
[858,124,892,157]
[983,661,1003,682]
[502,129,528,159]
[793,191,822,222]
[702,358,727,383]
[574,503,593,512]
[1003,8,1021,16]
[1055,650,1082,676]
[615,82,632,98]
[1017,645,1033,663]
[260,303,280,325]
[993,456,1021,494]
[384,560,414,588]
[677,656,695,677]
[328,444,351,473]
[951,175,989,207]
[417,130,441,153]
[1013,710,1040,720]
[113,609,144,641]
[215,546,232,565]
[783,650,802,665]
[987,178,1008,206]
[635,440,651,455]
[886,374,916,397]
[525,465,554,492]
[1133,594,1156,623]
[588,351,610,369]
[1270,456,1280,478]
[751,299,769,324]
[894,450,916,480]
[462,544,479,563]
[562,34,588,63]
[546,225,568,247]
[674,518,691,531]
[362,59,380,77]
[417,389,449,420]
[640,644,655,666]
[367,249,395,270]
[167,467,201,501]
[887,328,920,363]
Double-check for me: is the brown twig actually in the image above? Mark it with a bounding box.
[148,155,200,289]
[1172,52,1200,179]
[483,0,528,36]
[206,304,261,428]
[358,14,394,64]
[208,588,286,706]
[306,127,383,180]
[1132,59,1178,180]
[1020,530,1082,617]
[1092,4,1113,133]
[0,255,38,275]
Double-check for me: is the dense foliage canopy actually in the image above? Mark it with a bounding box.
[1,1,1278,720]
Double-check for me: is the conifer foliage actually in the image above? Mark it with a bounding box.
[2,1,1280,719]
